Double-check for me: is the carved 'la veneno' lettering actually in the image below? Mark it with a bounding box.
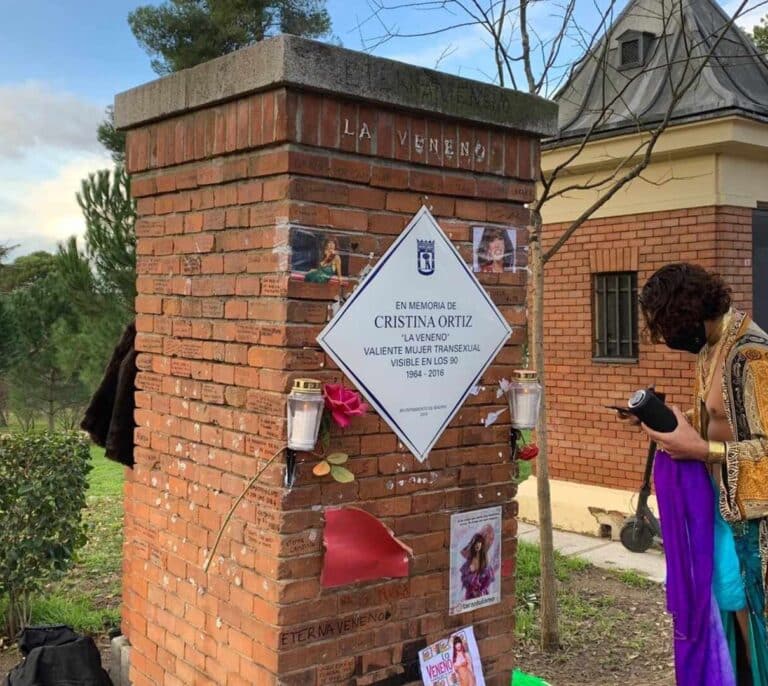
[340,119,488,161]
[342,117,372,139]
[405,132,486,161]
[279,609,391,648]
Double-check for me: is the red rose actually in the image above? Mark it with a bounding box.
[323,384,369,428]
[519,444,539,461]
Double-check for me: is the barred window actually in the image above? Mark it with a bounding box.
[620,38,641,67]
[593,272,638,361]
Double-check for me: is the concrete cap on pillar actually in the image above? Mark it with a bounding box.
[115,34,557,137]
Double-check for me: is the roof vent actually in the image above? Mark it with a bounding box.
[617,30,655,69]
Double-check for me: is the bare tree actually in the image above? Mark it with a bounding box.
[361,0,761,650]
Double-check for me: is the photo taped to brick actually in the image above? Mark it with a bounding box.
[472,226,517,274]
[288,225,379,285]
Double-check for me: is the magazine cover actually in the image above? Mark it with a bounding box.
[418,626,486,686]
[449,506,502,616]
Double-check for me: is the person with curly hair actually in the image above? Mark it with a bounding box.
[635,262,768,684]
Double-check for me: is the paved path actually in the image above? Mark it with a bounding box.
[518,522,666,584]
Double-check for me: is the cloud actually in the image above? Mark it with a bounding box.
[0,82,105,159]
[0,152,113,257]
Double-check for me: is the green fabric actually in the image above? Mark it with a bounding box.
[304,264,335,283]
[511,669,551,685]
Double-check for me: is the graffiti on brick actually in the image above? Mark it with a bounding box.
[246,391,284,416]
[201,384,225,404]
[235,322,260,343]
[317,658,356,684]
[201,300,224,318]
[180,341,204,358]
[244,527,319,556]
[279,608,392,648]
[338,583,409,612]
[136,372,163,393]
[254,508,281,532]
[243,483,281,509]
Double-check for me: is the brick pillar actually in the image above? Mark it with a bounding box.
[115,35,556,685]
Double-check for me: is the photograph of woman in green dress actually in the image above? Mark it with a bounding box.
[305,238,343,283]
[290,228,349,284]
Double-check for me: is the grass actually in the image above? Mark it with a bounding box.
[615,569,655,589]
[86,445,125,498]
[39,446,125,634]
[0,440,124,639]
[29,595,121,635]
[515,540,595,641]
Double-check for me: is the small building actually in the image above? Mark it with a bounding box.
[518,0,768,534]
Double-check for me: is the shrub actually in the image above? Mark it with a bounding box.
[0,431,91,637]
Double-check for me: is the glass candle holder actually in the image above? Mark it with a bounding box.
[287,379,325,451]
[507,369,542,429]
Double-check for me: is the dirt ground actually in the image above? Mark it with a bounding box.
[513,567,675,686]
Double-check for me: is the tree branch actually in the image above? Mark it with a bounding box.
[543,0,752,263]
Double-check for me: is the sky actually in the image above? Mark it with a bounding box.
[0,0,764,259]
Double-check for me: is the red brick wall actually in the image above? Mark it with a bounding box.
[542,206,753,490]
[124,87,538,684]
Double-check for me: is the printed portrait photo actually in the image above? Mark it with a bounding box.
[472,227,517,273]
[290,228,350,283]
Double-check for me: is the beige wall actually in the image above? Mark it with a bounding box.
[541,116,768,224]
[717,153,768,208]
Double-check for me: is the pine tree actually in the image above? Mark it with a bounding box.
[73,166,137,315]
[97,107,126,165]
[4,268,88,430]
[0,251,58,294]
[57,167,137,390]
[128,0,331,74]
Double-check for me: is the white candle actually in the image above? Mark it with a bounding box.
[290,405,317,450]
[513,391,539,429]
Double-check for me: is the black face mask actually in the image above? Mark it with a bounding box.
[664,321,707,354]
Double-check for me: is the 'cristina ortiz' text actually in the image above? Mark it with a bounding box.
[374,315,473,329]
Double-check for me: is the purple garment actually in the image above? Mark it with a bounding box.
[653,450,735,686]
[460,559,494,599]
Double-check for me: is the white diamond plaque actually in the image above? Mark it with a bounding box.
[317,207,512,462]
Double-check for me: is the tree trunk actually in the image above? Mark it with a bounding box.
[47,370,55,432]
[528,209,560,651]
[0,380,7,427]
